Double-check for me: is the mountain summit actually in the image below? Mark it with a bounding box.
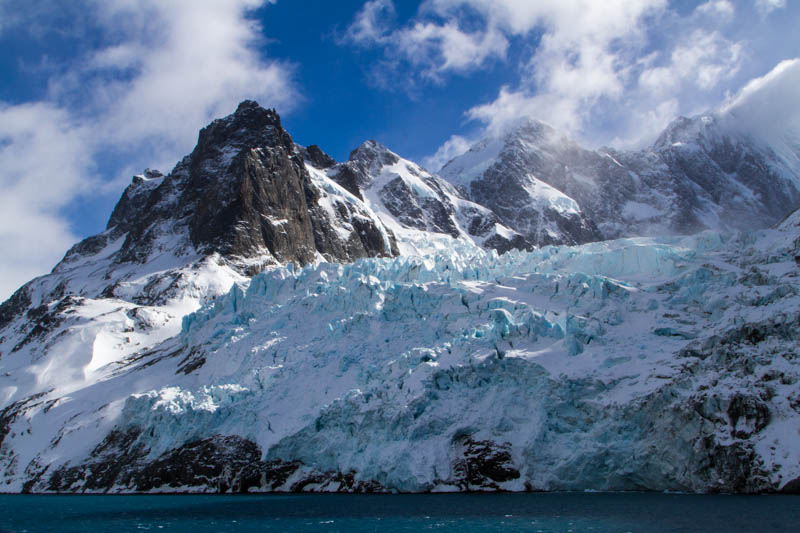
[99,100,395,270]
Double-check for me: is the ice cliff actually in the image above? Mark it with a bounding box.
[2,216,799,493]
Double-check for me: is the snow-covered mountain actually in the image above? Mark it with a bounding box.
[324,140,525,254]
[1,100,800,494]
[440,113,800,245]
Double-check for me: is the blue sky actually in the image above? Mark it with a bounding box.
[0,0,798,299]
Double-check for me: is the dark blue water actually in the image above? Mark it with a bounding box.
[0,493,797,532]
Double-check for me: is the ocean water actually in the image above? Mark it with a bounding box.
[0,493,797,532]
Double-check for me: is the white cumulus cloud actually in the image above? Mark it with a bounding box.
[0,103,93,299]
[719,58,800,148]
[343,0,795,165]
[422,134,474,172]
[344,0,510,82]
[697,0,735,19]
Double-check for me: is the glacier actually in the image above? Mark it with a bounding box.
[2,212,799,493]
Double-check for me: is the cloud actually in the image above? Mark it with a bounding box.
[344,0,509,82]
[719,58,800,147]
[342,0,795,167]
[345,0,675,150]
[81,0,294,159]
[345,0,396,44]
[350,0,785,166]
[659,30,742,90]
[453,0,734,142]
[467,23,743,148]
[756,0,786,16]
[697,0,735,19]
[0,0,295,300]
[422,134,474,171]
[0,103,92,299]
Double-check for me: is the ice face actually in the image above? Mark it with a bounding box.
[2,218,800,493]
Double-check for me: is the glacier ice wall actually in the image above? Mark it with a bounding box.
[2,224,800,493]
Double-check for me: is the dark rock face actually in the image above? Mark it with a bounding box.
[377,177,460,238]
[47,427,147,492]
[107,169,164,234]
[109,101,395,266]
[781,476,800,493]
[727,394,771,439]
[648,117,800,233]
[50,101,398,276]
[472,160,602,247]
[327,141,397,203]
[696,440,772,494]
[178,102,315,262]
[443,121,605,247]
[43,430,384,494]
[303,144,336,170]
[0,283,31,331]
[452,438,520,490]
[190,142,319,263]
[328,140,401,201]
[346,140,400,188]
[132,436,294,493]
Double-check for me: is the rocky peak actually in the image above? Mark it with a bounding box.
[439,117,602,247]
[303,144,337,169]
[62,101,397,277]
[502,117,557,144]
[325,140,399,200]
[177,103,395,264]
[132,168,163,186]
[192,101,293,176]
[107,169,166,233]
[194,100,291,155]
[348,141,399,181]
[653,115,721,152]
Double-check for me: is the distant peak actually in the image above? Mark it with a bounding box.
[348,139,399,167]
[144,168,163,179]
[233,99,278,119]
[304,144,336,169]
[350,139,389,156]
[501,116,558,142]
[653,114,722,150]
